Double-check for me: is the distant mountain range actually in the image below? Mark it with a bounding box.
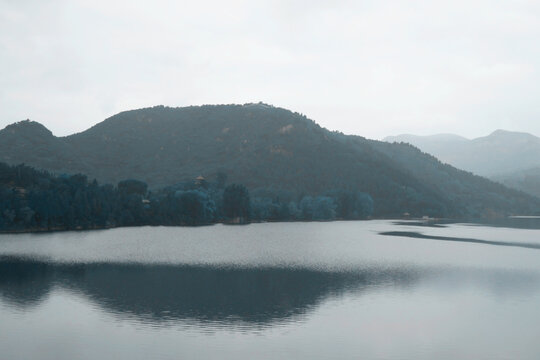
[384,130,540,197]
[1,104,538,217]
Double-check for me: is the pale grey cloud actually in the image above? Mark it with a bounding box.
[1,0,540,139]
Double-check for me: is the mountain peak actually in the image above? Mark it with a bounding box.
[486,129,537,139]
[2,120,53,138]
[477,129,540,146]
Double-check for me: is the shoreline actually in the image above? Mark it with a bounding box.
[0,216,531,235]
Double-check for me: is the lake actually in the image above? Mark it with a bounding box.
[1,220,540,359]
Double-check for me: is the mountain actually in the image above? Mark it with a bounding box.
[384,130,540,198]
[384,130,540,177]
[1,104,539,218]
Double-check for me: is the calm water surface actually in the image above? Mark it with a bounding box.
[1,220,540,359]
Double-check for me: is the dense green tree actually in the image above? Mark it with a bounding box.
[223,184,251,221]
[175,190,216,225]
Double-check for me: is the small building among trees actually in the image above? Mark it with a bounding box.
[195,175,207,188]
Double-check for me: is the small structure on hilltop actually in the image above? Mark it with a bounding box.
[195,175,207,188]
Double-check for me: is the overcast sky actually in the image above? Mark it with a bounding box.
[1,0,540,139]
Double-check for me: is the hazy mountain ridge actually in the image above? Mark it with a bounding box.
[1,104,539,217]
[384,130,540,177]
[384,130,540,197]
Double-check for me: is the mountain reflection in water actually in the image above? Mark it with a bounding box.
[0,257,420,327]
[2,256,540,330]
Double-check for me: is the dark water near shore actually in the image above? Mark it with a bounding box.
[1,220,540,359]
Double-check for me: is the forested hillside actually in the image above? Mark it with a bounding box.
[1,103,539,220]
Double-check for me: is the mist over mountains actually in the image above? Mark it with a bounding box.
[384,130,540,197]
[1,104,539,218]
